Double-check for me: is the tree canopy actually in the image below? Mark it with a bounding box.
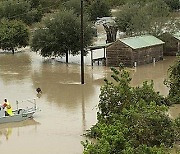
[0,19,29,53]
[86,0,111,21]
[110,0,180,11]
[163,0,180,11]
[64,0,82,16]
[63,0,112,21]
[0,0,43,25]
[115,0,179,36]
[82,66,180,153]
[165,58,180,104]
[30,9,94,57]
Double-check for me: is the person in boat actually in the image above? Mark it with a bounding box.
[2,99,13,116]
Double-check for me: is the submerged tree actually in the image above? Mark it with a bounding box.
[31,9,94,62]
[0,19,29,54]
[103,22,118,43]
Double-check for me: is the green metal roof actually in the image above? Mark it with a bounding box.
[173,32,180,41]
[119,35,164,49]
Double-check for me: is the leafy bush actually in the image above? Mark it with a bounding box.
[83,66,179,153]
[165,58,180,104]
[133,81,170,106]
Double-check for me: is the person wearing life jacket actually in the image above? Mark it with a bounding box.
[2,99,13,116]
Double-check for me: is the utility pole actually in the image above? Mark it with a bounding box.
[80,0,84,84]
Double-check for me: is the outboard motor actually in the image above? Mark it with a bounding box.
[0,106,5,117]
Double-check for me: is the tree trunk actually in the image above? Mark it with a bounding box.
[103,23,118,43]
[12,48,15,54]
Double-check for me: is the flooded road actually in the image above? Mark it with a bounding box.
[0,50,179,154]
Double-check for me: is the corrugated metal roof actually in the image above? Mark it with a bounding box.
[119,35,164,49]
[174,32,180,41]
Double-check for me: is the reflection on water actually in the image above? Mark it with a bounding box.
[0,119,40,143]
[0,127,12,141]
[0,51,179,154]
[130,56,177,96]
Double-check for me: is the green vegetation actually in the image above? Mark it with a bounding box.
[0,0,64,53]
[64,0,82,16]
[0,19,29,54]
[115,0,179,36]
[31,10,94,57]
[86,0,111,21]
[105,0,125,7]
[163,0,180,11]
[82,66,180,153]
[0,0,43,25]
[165,58,180,104]
[0,0,180,53]
[107,0,180,10]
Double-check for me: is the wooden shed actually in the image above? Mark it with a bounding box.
[106,35,164,67]
[161,32,180,56]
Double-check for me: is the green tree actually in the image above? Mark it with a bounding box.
[86,0,111,21]
[82,66,180,153]
[0,0,43,25]
[115,0,179,36]
[31,10,94,59]
[0,19,29,54]
[115,4,141,35]
[165,58,180,104]
[126,0,180,11]
[164,0,180,11]
[105,0,125,7]
[64,0,81,16]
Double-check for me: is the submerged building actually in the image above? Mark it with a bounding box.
[106,35,164,67]
[162,32,180,56]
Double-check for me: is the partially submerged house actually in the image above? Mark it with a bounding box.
[106,35,164,67]
[161,32,180,56]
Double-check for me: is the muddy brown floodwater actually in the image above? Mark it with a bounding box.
[0,51,179,154]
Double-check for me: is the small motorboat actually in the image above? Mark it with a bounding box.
[0,99,38,124]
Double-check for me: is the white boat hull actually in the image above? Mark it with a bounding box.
[0,108,36,124]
